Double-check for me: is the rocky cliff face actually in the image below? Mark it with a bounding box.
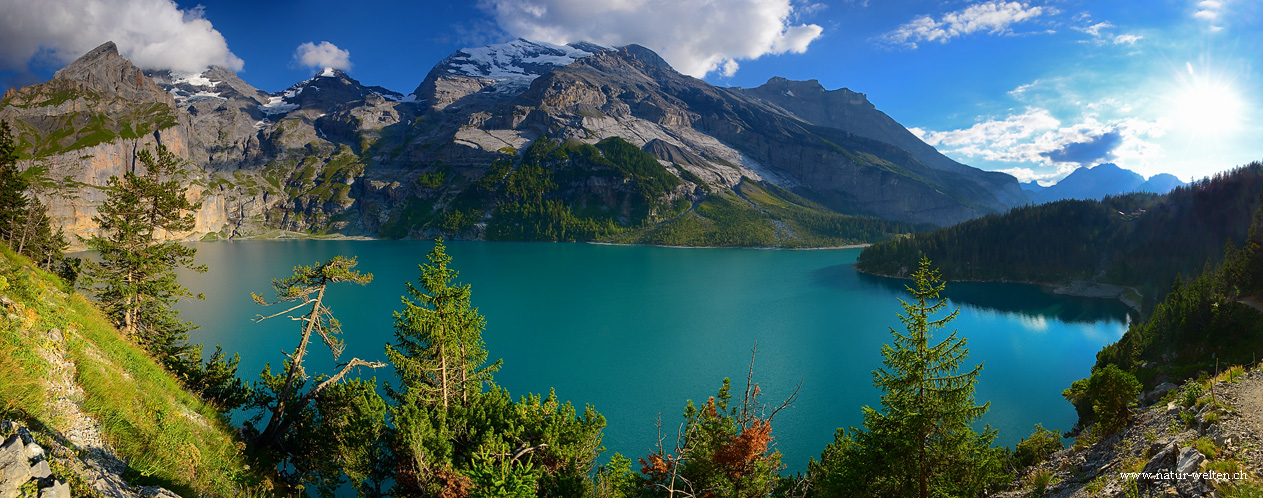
[3,39,1028,247]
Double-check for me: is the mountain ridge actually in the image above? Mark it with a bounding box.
[1022,163,1187,204]
[4,39,1027,247]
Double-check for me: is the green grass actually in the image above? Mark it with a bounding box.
[0,244,272,496]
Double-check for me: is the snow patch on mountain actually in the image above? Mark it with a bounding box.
[444,38,602,91]
[259,95,299,115]
[172,71,219,87]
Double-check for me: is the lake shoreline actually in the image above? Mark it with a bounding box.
[854,267,1142,313]
[587,241,871,250]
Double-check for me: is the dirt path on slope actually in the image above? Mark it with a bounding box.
[1239,374,1263,439]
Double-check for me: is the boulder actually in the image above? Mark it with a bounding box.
[29,458,51,480]
[1143,442,1178,474]
[1146,382,1179,404]
[1176,447,1204,474]
[38,480,69,498]
[47,328,63,342]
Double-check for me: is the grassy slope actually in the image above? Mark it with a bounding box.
[0,244,265,496]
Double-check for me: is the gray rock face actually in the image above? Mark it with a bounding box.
[505,46,1013,225]
[737,77,1027,208]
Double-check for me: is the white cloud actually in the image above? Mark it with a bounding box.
[478,0,823,77]
[0,0,242,78]
[1193,9,1219,20]
[1077,21,1114,37]
[918,107,1169,172]
[293,41,352,72]
[879,1,1045,48]
[1113,34,1142,45]
[1198,0,1223,7]
[997,167,1044,183]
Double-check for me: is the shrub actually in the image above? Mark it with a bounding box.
[1180,382,1206,407]
[1013,424,1064,469]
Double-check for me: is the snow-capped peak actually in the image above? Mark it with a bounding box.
[172,70,219,87]
[442,39,603,91]
[319,67,336,77]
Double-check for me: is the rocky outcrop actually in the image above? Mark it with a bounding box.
[995,367,1263,498]
[0,429,67,498]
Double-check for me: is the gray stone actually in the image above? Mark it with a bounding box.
[1176,447,1205,474]
[47,328,62,342]
[25,442,43,461]
[1147,382,1179,403]
[38,480,69,498]
[1143,442,1178,475]
[29,458,51,479]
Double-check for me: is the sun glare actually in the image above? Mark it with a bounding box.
[1170,65,1245,137]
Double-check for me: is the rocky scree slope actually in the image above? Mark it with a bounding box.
[997,368,1263,498]
[2,39,1024,246]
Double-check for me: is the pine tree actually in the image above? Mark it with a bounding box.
[249,255,386,452]
[808,256,1007,498]
[82,144,205,371]
[386,238,501,409]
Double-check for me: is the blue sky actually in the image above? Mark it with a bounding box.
[2,0,1260,184]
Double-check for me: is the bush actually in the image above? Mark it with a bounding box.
[1012,424,1063,469]
[1063,364,1142,433]
[1181,382,1206,407]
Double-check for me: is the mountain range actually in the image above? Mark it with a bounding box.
[1021,163,1186,204]
[1,39,1035,247]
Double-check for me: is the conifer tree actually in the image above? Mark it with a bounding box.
[249,255,386,451]
[808,256,1007,498]
[0,121,30,244]
[385,240,605,497]
[386,238,501,409]
[82,144,205,371]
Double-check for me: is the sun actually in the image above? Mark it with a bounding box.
[1169,64,1245,137]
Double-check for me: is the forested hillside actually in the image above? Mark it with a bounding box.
[856,162,1263,310]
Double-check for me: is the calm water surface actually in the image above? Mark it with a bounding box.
[173,240,1131,471]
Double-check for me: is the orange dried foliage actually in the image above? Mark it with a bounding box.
[715,419,772,478]
[436,466,473,498]
[704,396,718,418]
[639,453,670,478]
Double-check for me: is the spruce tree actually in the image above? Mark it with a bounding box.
[385,240,605,497]
[82,144,205,371]
[808,256,1007,498]
[386,238,501,409]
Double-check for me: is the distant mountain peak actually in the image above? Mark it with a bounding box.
[51,40,171,103]
[259,67,406,116]
[1023,163,1186,203]
[617,44,672,70]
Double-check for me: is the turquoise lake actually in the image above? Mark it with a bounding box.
[172,240,1132,472]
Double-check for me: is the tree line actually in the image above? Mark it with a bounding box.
[857,162,1263,311]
